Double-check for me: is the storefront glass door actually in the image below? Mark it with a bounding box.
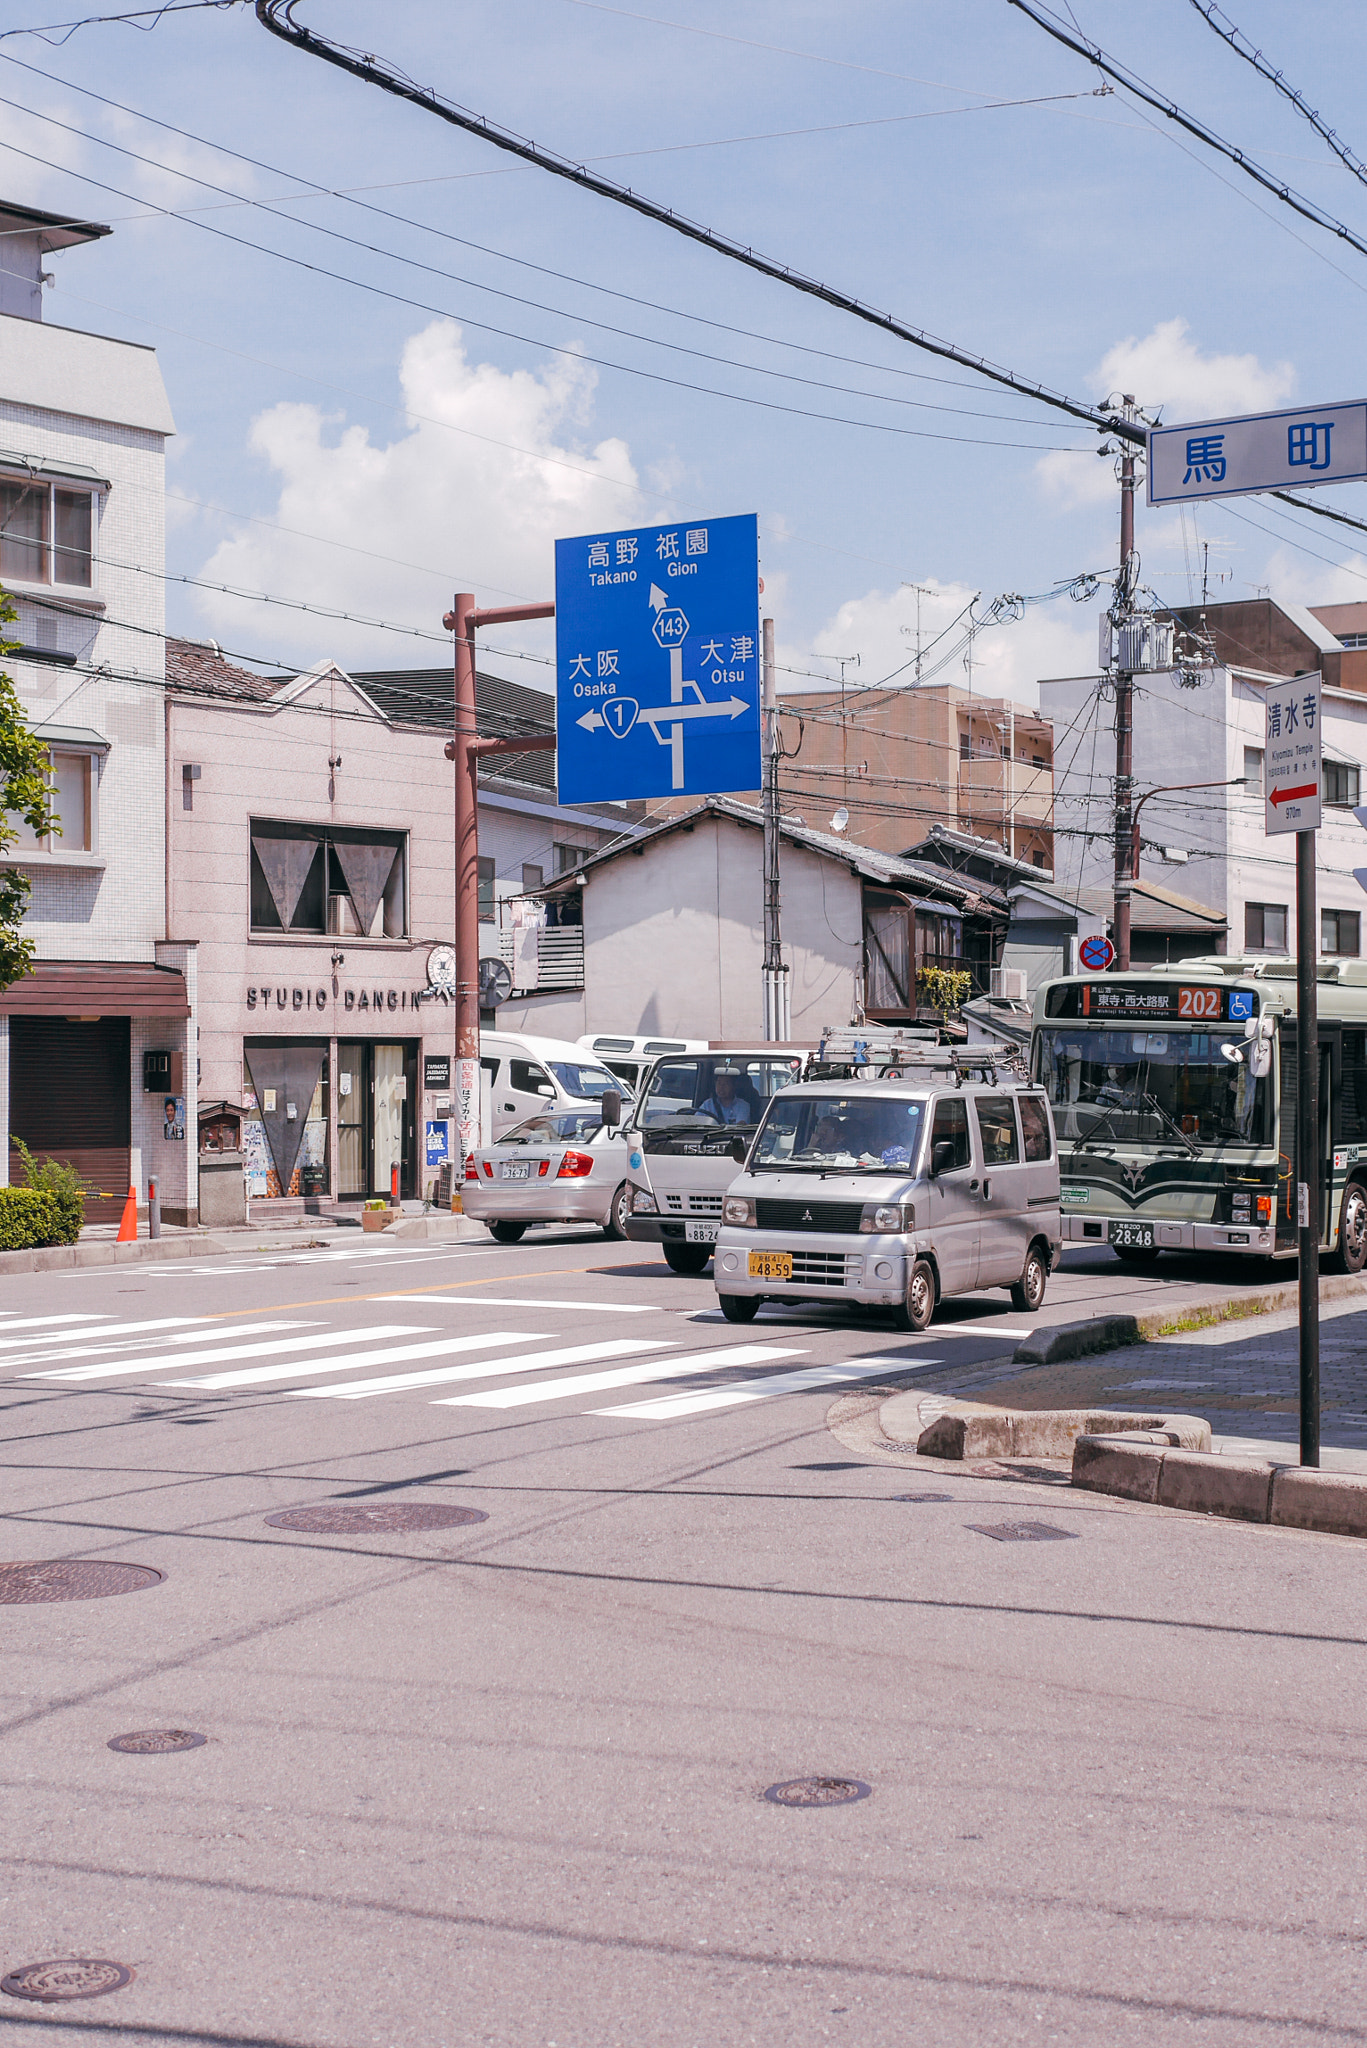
[337,1041,416,1198]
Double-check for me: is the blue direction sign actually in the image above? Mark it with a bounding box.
[555,513,761,803]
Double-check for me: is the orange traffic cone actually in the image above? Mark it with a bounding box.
[115,1183,138,1243]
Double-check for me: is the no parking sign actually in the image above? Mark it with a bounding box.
[1078,933,1116,973]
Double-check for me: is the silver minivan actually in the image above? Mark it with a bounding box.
[712,1076,1061,1329]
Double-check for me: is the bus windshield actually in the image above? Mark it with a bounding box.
[637,1055,802,1131]
[1035,1024,1271,1148]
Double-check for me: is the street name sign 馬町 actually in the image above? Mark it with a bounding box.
[1148,401,1367,507]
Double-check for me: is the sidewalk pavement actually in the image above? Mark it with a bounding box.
[914,1291,1367,1471]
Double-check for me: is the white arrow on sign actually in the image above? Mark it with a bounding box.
[648,584,668,611]
[637,696,747,734]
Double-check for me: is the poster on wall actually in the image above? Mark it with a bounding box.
[163,1096,185,1141]
[425,1120,450,1170]
[240,1086,275,1196]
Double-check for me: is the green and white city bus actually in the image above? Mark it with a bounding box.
[1030,958,1367,1270]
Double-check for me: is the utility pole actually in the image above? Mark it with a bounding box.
[1113,393,1138,971]
[443,593,556,1175]
[760,615,789,1041]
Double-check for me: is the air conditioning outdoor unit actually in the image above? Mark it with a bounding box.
[990,968,1028,1001]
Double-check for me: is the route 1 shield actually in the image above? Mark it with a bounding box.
[555,513,761,803]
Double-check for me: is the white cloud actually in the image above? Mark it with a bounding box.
[192,321,641,671]
[785,576,1099,711]
[1038,318,1297,510]
[1261,543,1367,609]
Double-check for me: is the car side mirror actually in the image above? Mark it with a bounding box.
[931,1139,956,1175]
[600,1088,621,1128]
[729,1136,748,1166]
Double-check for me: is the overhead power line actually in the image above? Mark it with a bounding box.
[251,1,1144,448]
[1005,0,1367,268]
[0,0,238,45]
[1188,1,1367,194]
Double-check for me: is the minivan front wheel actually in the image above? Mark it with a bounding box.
[891,1258,936,1332]
[1010,1243,1048,1313]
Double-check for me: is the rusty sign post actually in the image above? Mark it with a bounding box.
[442,594,555,1177]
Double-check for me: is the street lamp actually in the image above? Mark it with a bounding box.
[1130,777,1246,875]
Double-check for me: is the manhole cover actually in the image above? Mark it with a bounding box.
[108,1729,206,1754]
[0,1562,163,1605]
[2,1959,133,2002]
[264,1503,488,1534]
[892,1492,953,1504]
[763,1776,872,1807]
[968,1521,1079,1543]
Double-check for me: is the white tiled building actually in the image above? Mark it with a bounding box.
[0,201,192,1222]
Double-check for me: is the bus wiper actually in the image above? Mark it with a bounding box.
[1141,1090,1200,1157]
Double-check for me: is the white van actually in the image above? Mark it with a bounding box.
[577,1032,707,1097]
[713,1072,1061,1328]
[481,1032,630,1140]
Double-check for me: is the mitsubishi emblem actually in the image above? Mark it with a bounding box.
[802,1208,813,1222]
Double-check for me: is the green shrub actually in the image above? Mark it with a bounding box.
[0,1186,62,1250]
[915,964,973,1015]
[9,1138,93,1243]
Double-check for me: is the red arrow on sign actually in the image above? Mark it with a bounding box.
[1270,782,1318,806]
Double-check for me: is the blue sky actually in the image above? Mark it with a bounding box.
[3,0,1365,703]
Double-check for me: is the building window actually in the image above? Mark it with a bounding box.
[10,749,94,853]
[249,822,406,937]
[553,841,584,876]
[477,855,496,924]
[521,862,544,892]
[1245,902,1288,954]
[0,477,96,588]
[1242,746,1264,798]
[1324,760,1361,807]
[1323,909,1361,956]
[1339,632,1367,649]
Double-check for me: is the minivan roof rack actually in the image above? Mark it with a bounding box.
[812,1026,1026,1088]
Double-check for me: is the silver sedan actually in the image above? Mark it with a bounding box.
[461,1109,633,1243]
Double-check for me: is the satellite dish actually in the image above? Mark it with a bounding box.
[478,956,513,1006]
[831,807,849,833]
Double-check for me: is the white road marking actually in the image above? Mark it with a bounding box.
[176,1330,541,1390]
[31,1325,435,1383]
[442,1344,807,1409]
[0,1314,111,1330]
[941,1323,1033,1339]
[374,1294,658,1314]
[293,1337,669,1401]
[0,1321,316,1368]
[595,1357,929,1419]
[0,1316,214,1353]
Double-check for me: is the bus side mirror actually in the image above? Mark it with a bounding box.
[730,1137,748,1165]
[600,1088,621,1128]
[931,1140,956,1176]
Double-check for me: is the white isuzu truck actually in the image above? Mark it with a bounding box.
[622,1046,807,1272]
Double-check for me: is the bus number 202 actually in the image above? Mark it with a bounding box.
[1178,987,1221,1020]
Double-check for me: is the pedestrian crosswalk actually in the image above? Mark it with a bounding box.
[0,1300,921,1428]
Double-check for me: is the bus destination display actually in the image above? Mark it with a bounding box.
[1046,982,1257,1023]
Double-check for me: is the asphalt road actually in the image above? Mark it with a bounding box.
[2,1231,1366,2047]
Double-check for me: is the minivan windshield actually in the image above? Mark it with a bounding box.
[751,1093,926,1173]
[638,1054,802,1131]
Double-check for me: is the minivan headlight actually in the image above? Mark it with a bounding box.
[630,1184,658,1214]
[859,1202,914,1232]
[723,1195,755,1226]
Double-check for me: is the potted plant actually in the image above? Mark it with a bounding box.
[914,964,973,1021]
[361,1198,391,1234]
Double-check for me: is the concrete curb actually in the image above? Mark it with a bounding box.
[0,1233,256,1275]
[382,1215,487,1242]
[882,1393,1210,1462]
[1072,1434,1367,1538]
[1013,1273,1367,1366]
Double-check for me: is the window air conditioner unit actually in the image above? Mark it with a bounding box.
[990,967,1028,1001]
[327,893,361,936]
